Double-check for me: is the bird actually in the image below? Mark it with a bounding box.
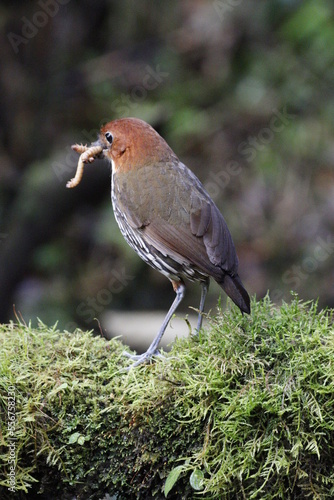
[68,117,250,366]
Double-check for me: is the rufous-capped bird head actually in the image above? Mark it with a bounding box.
[67,118,177,188]
[99,118,177,173]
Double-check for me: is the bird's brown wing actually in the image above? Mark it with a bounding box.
[189,191,238,272]
[141,198,238,280]
[115,162,238,278]
[142,217,215,277]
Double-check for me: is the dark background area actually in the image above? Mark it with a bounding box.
[1,0,334,335]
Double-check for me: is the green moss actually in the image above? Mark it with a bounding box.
[1,295,334,499]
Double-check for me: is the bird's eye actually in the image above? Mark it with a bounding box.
[105,132,113,144]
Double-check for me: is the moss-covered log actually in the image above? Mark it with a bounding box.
[1,296,334,499]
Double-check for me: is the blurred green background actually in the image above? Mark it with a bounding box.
[1,0,334,335]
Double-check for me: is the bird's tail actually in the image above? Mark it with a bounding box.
[218,273,250,314]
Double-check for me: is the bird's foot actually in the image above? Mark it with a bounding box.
[122,349,164,369]
[192,328,200,337]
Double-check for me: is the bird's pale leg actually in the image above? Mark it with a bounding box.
[123,281,185,367]
[194,279,209,334]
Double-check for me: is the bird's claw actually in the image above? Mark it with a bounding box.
[122,349,165,369]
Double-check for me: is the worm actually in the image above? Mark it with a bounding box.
[66,144,103,188]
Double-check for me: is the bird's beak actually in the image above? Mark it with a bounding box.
[91,138,106,157]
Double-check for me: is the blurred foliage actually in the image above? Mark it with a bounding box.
[1,296,334,498]
[0,0,334,333]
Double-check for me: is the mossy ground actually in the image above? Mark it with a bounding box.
[1,295,334,499]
